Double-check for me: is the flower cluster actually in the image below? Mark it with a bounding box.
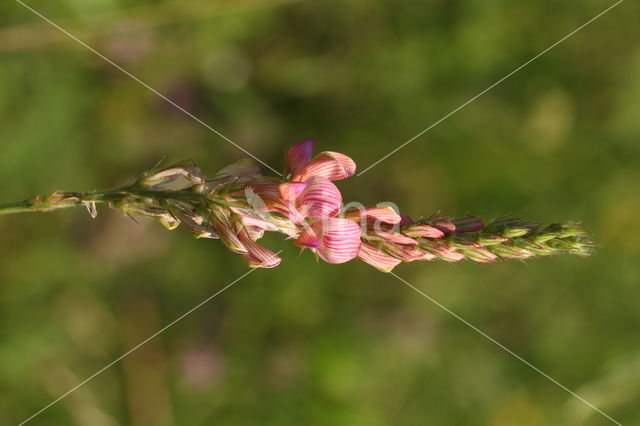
[7,141,593,271]
[113,140,593,271]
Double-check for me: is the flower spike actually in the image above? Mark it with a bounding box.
[0,141,595,271]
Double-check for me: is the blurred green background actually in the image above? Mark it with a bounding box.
[1,0,639,425]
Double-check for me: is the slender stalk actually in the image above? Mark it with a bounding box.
[0,187,232,217]
[0,198,91,216]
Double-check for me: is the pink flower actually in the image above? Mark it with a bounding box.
[295,217,362,264]
[285,140,356,182]
[278,141,362,263]
[218,141,362,266]
[211,207,281,268]
[279,177,361,264]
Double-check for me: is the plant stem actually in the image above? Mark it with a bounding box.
[0,187,230,217]
[0,198,89,216]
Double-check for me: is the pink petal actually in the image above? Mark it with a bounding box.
[238,228,281,268]
[402,224,445,239]
[344,206,401,224]
[297,176,342,219]
[243,186,288,220]
[437,251,465,262]
[279,182,308,201]
[399,245,437,261]
[358,242,401,272]
[380,241,428,261]
[285,140,314,174]
[421,240,465,262]
[312,218,362,264]
[369,228,419,245]
[212,217,247,254]
[245,225,265,241]
[245,180,281,199]
[293,151,357,182]
[294,226,320,249]
[323,151,356,176]
[285,202,306,226]
[240,213,279,233]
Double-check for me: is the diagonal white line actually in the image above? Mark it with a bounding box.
[14,0,282,177]
[17,256,279,426]
[357,0,624,176]
[390,271,623,426]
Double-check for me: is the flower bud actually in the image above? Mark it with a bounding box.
[544,223,590,238]
[477,236,509,245]
[140,162,205,188]
[452,216,484,233]
[501,227,530,238]
[83,201,97,219]
[423,216,456,235]
[489,244,533,259]
[46,191,81,206]
[402,224,445,239]
[461,246,497,263]
[420,239,465,262]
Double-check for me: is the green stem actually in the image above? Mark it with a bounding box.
[0,198,90,216]
[0,187,232,217]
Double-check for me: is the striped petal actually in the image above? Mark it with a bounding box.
[293,151,356,182]
[285,140,314,174]
[212,217,247,254]
[420,239,465,262]
[380,242,430,261]
[279,182,308,201]
[344,205,401,224]
[298,176,342,219]
[240,213,279,234]
[294,226,320,249]
[245,225,265,241]
[238,229,281,268]
[402,224,445,239]
[368,228,419,245]
[245,180,281,199]
[436,250,465,262]
[398,245,437,261]
[242,187,288,222]
[358,242,401,272]
[312,218,361,264]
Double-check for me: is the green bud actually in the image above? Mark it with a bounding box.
[477,236,509,246]
[501,227,530,238]
[489,244,533,259]
[461,246,497,263]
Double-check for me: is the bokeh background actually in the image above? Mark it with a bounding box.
[1,0,639,425]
